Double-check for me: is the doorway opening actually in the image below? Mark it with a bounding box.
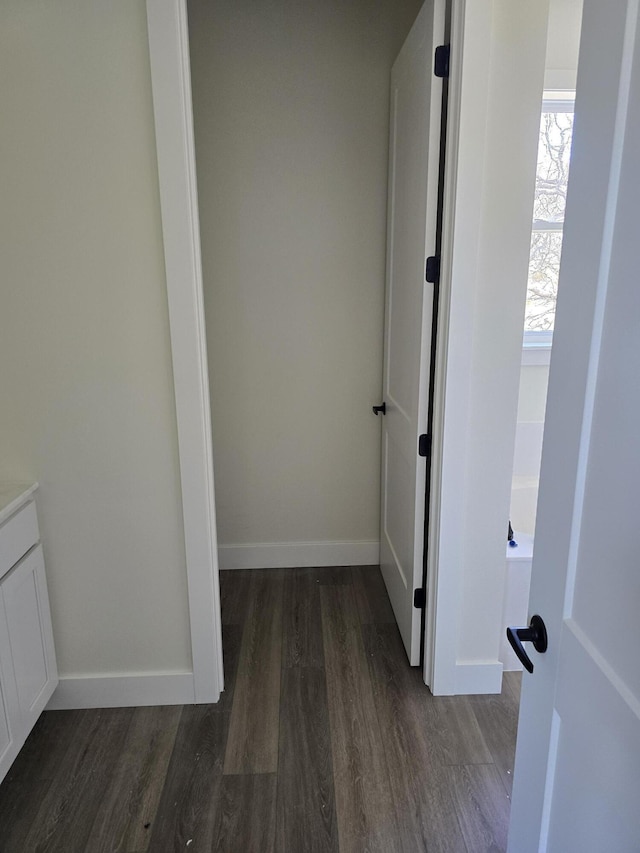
[501,0,583,675]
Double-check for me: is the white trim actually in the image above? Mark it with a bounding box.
[544,69,577,91]
[46,672,195,710]
[453,661,504,695]
[219,540,379,570]
[542,94,575,114]
[521,343,552,366]
[146,0,223,704]
[524,328,553,347]
[423,0,467,692]
[430,0,549,695]
[428,0,492,697]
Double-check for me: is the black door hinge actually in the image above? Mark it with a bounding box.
[425,255,440,284]
[434,44,450,79]
[414,588,426,609]
[418,433,431,458]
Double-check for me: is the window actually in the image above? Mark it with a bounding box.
[523,93,575,354]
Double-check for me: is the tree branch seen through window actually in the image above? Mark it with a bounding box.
[525,102,574,335]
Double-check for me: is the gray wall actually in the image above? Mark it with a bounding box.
[0,1,192,677]
[188,0,422,551]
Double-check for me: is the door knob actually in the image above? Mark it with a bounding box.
[372,402,386,416]
[506,614,548,673]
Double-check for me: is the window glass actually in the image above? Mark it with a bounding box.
[524,100,574,338]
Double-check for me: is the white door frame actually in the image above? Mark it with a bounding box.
[423,0,465,693]
[146,0,223,704]
[427,0,550,694]
[144,0,542,702]
[145,0,453,700]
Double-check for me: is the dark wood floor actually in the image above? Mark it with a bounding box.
[0,566,520,852]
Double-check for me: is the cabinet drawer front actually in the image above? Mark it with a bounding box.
[0,502,39,581]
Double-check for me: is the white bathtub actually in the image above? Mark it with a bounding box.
[500,531,534,671]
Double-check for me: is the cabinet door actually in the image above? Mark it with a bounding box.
[0,596,22,783]
[2,545,58,734]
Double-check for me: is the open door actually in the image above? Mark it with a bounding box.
[508,1,640,848]
[377,0,446,666]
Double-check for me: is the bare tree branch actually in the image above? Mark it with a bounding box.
[525,110,573,331]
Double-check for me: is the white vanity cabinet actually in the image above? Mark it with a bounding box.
[0,487,58,784]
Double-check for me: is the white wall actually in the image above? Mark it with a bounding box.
[511,364,549,535]
[545,0,583,88]
[187,0,422,563]
[0,1,192,679]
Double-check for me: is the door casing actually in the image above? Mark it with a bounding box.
[146,0,550,705]
[146,0,224,704]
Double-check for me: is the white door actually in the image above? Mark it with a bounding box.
[378,0,445,666]
[508,1,640,849]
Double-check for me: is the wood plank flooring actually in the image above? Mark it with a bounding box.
[0,566,520,852]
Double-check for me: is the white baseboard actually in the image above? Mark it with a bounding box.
[218,540,380,570]
[46,671,198,710]
[453,661,504,695]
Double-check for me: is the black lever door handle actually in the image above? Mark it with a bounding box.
[372,402,386,416]
[506,614,548,674]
